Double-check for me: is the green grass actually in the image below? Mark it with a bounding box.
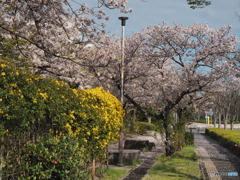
[100,168,128,180]
[143,145,200,180]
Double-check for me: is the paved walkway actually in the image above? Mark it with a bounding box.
[195,133,240,180]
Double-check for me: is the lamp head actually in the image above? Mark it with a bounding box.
[118,17,129,26]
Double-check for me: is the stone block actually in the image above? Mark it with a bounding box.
[124,140,156,152]
[108,149,140,165]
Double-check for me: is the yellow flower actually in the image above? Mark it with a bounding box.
[0,98,2,102]
[65,123,71,129]
[69,114,75,119]
[39,93,48,99]
[32,98,37,103]
[93,127,99,132]
[86,131,91,136]
[72,89,78,95]
[0,109,4,114]
[15,72,19,76]
[80,112,87,118]
[1,72,6,76]
[9,90,14,95]
[10,83,17,87]
[0,64,7,68]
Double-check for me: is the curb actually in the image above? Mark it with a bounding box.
[196,147,222,180]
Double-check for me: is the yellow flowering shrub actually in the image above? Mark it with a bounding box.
[74,87,124,157]
[0,58,123,179]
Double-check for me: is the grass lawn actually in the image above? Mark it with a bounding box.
[143,145,200,180]
[99,167,129,180]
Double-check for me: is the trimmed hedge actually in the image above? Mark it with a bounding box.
[0,58,123,179]
[206,128,240,158]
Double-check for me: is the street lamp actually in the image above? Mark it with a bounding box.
[118,16,128,166]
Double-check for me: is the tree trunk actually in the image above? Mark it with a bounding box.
[118,127,124,166]
[147,116,152,124]
[131,109,136,131]
[230,114,236,130]
[230,121,234,130]
[91,158,96,180]
[0,136,3,180]
[224,118,227,130]
[218,114,221,129]
[165,127,174,156]
[224,112,230,130]
[163,110,175,156]
[213,115,216,128]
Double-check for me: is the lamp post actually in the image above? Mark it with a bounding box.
[118,16,128,166]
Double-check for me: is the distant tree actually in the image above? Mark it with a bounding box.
[187,0,211,9]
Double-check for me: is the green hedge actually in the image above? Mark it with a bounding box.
[135,121,156,134]
[206,128,240,158]
[185,132,194,146]
[0,58,123,179]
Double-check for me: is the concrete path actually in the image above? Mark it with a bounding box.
[188,123,240,130]
[195,133,240,180]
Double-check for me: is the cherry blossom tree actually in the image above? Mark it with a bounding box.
[0,0,131,88]
[77,22,239,155]
[210,78,240,129]
[133,23,239,155]
[86,23,239,155]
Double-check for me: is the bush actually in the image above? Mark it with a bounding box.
[23,134,90,180]
[185,132,194,146]
[206,128,240,158]
[0,58,123,179]
[135,121,156,134]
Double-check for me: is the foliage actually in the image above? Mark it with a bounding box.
[187,0,211,9]
[0,58,123,179]
[142,145,200,180]
[185,132,194,146]
[135,122,156,134]
[206,128,240,158]
[23,134,90,180]
[0,35,30,66]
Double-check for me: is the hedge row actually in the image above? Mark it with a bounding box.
[205,128,240,158]
[0,58,123,179]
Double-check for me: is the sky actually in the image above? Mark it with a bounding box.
[89,0,240,37]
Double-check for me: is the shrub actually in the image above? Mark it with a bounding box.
[135,121,156,134]
[23,134,90,180]
[206,128,240,158]
[0,58,123,179]
[185,132,194,146]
